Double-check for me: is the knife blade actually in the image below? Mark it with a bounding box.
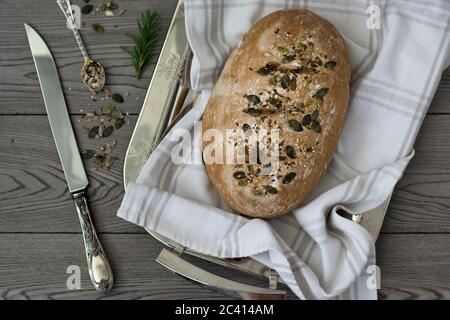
[25,23,113,294]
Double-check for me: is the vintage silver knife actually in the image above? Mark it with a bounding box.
[24,23,113,294]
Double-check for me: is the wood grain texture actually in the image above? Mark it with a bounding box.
[1,233,449,300]
[0,115,142,233]
[0,0,177,115]
[1,0,450,300]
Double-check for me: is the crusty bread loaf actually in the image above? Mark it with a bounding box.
[202,10,351,219]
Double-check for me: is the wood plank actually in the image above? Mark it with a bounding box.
[377,234,450,300]
[3,114,450,233]
[0,0,177,115]
[0,0,449,115]
[0,234,262,300]
[0,115,142,233]
[382,114,450,233]
[428,67,450,114]
[0,233,449,300]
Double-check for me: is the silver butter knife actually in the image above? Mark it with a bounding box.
[24,23,113,294]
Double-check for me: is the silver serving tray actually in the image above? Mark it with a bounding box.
[123,0,390,299]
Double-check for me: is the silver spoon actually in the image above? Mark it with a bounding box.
[57,0,105,92]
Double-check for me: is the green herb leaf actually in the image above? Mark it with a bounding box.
[92,24,105,33]
[81,4,94,14]
[313,88,329,100]
[311,109,319,120]
[123,10,160,79]
[283,172,297,184]
[112,93,124,103]
[288,119,303,132]
[257,62,278,76]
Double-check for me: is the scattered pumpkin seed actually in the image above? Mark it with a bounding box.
[281,55,295,64]
[268,97,282,108]
[325,61,337,69]
[257,62,278,75]
[233,171,246,179]
[114,118,123,130]
[243,108,262,117]
[280,74,291,89]
[95,154,106,163]
[81,4,94,14]
[302,114,312,126]
[310,120,322,133]
[102,125,114,138]
[92,23,105,33]
[112,93,124,103]
[81,149,95,160]
[288,119,303,132]
[283,172,297,184]
[288,77,297,90]
[264,185,278,194]
[88,126,100,138]
[245,94,260,104]
[108,1,119,10]
[242,123,251,132]
[313,87,329,100]
[285,145,296,159]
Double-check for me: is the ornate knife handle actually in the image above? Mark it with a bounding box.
[72,191,114,294]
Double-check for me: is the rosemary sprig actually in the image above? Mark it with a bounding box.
[123,10,160,79]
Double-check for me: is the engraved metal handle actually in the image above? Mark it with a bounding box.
[156,249,286,300]
[72,191,114,294]
[56,0,89,60]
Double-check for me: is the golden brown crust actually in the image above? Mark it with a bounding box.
[202,10,351,219]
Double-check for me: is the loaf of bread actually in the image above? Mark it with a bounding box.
[202,10,351,219]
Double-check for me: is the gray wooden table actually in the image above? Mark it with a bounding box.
[1,0,450,300]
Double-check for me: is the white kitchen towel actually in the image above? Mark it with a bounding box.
[118,0,450,299]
